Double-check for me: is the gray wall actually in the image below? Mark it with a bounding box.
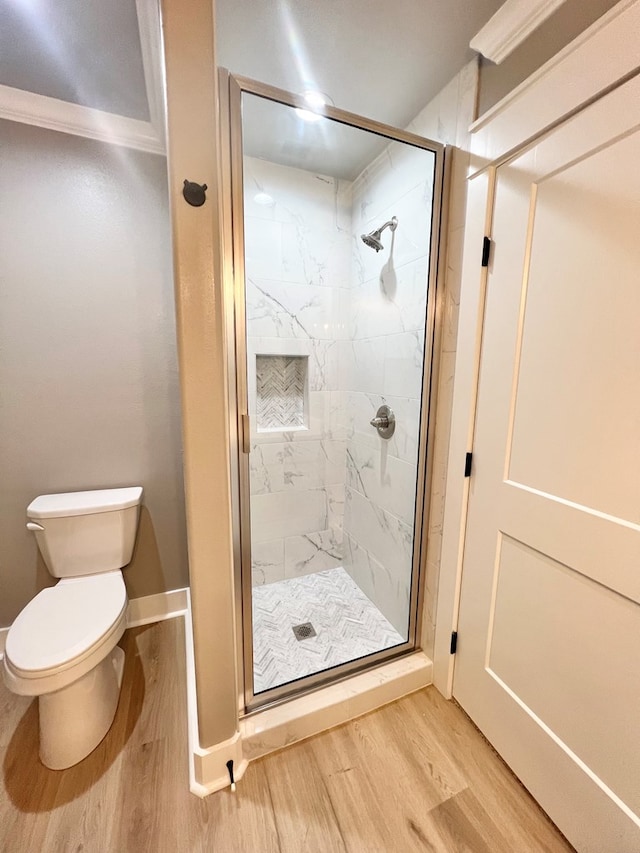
[477,0,620,115]
[0,120,188,627]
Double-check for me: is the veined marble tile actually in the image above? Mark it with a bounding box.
[251,488,327,543]
[244,217,283,281]
[332,286,351,341]
[385,395,423,465]
[351,141,435,233]
[252,566,404,694]
[308,339,340,392]
[320,438,347,485]
[281,221,352,288]
[343,485,413,582]
[247,278,335,340]
[244,156,353,233]
[346,391,422,466]
[346,439,418,527]
[354,184,433,285]
[284,529,343,578]
[326,482,346,532]
[348,337,386,396]
[252,539,285,585]
[307,390,343,440]
[383,330,425,400]
[250,439,346,495]
[348,256,429,340]
[242,160,278,223]
[327,389,349,441]
[343,533,410,637]
[278,439,332,490]
[250,442,285,495]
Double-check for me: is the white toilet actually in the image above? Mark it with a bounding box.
[3,486,143,770]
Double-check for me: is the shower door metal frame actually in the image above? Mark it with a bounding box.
[221,69,447,713]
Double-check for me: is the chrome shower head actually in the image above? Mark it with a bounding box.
[361,232,384,251]
[360,216,398,252]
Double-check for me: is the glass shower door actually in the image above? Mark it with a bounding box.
[228,74,444,710]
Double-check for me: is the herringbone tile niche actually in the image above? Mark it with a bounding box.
[256,354,307,430]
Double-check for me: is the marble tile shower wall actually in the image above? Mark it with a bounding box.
[243,61,479,663]
[244,156,352,585]
[342,141,435,635]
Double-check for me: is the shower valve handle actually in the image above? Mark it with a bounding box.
[370,415,390,429]
[369,405,396,439]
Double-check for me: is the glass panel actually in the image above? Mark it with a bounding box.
[241,91,436,697]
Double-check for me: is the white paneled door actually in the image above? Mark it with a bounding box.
[454,74,640,851]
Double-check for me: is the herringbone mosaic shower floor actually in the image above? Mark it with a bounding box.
[252,567,405,694]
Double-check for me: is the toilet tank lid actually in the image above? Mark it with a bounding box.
[27,487,143,519]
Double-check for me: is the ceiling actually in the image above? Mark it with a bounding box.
[0,0,505,177]
[217,0,502,132]
[218,0,503,176]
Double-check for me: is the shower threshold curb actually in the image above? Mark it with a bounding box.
[240,651,433,762]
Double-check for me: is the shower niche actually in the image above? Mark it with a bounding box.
[255,354,308,432]
[226,72,444,711]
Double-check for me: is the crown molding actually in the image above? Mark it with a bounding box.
[468,0,640,165]
[0,0,166,154]
[136,0,167,146]
[0,84,165,155]
[471,0,569,64]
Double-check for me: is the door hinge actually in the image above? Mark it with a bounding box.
[481,236,492,267]
[464,452,473,477]
[450,631,458,654]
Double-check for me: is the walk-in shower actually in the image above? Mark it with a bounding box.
[223,72,444,711]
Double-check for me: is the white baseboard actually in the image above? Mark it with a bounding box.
[0,587,189,660]
[126,587,188,628]
[182,590,249,796]
[191,730,249,797]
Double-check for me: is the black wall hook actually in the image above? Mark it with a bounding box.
[183,180,207,207]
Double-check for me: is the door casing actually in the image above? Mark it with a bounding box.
[434,0,640,698]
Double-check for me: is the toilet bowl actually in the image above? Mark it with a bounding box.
[3,487,143,769]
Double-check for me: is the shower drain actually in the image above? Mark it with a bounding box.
[292,622,317,641]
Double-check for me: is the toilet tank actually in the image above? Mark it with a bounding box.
[26,487,143,578]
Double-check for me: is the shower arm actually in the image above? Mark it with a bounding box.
[377,217,397,236]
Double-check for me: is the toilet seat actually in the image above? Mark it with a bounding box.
[4,571,127,696]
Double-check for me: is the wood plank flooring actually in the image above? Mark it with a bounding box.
[0,619,574,852]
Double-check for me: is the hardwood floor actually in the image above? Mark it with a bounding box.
[0,619,574,852]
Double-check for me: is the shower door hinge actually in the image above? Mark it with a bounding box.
[464,452,473,478]
[481,236,492,268]
[240,414,251,454]
[450,631,458,654]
